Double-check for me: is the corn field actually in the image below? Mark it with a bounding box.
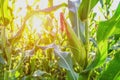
[0,0,120,80]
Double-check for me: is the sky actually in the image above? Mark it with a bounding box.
[69,0,120,20]
[93,0,120,20]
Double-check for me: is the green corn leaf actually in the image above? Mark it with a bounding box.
[0,0,11,26]
[37,43,78,80]
[0,0,4,25]
[78,0,90,21]
[97,4,120,42]
[60,13,86,67]
[86,3,120,71]
[116,75,120,80]
[0,1,2,16]
[3,0,9,18]
[4,0,13,21]
[97,3,120,67]
[78,0,99,21]
[54,45,78,80]
[99,51,120,80]
[85,41,107,71]
[90,0,99,9]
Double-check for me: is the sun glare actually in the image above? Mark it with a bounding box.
[39,0,49,9]
[13,0,68,36]
[14,0,27,17]
[32,16,43,34]
[27,0,34,6]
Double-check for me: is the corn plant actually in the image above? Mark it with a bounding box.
[0,0,120,80]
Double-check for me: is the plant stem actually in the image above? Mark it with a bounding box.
[85,0,91,69]
[85,0,91,80]
[85,20,89,67]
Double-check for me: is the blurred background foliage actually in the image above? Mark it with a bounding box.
[0,0,69,79]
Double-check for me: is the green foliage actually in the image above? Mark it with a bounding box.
[78,0,99,21]
[54,45,78,80]
[86,3,120,71]
[99,51,120,80]
[97,4,120,42]
[90,0,99,9]
[0,0,120,80]
[78,0,120,80]
[0,0,12,26]
[78,0,90,21]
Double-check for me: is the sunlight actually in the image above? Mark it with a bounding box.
[14,0,27,17]
[32,16,43,34]
[27,0,34,6]
[13,0,69,35]
[38,0,49,9]
[54,0,67,5]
